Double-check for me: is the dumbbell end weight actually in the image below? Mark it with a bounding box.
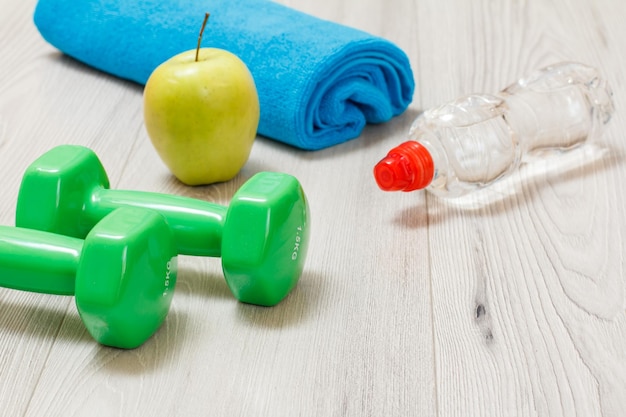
[76,207,178,349]
[16,144,110,238]
[222,172,310,306]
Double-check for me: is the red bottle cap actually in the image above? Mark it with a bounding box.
[373,141,435,192]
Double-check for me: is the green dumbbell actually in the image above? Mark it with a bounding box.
[16,145,309,307]
[0,207,177,349]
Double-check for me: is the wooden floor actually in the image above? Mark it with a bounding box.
[1,0,625,416]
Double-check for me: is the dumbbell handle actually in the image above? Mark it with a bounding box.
[84,188,228,257]
[0,227,81,295]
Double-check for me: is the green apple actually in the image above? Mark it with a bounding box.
[143,47,260,185]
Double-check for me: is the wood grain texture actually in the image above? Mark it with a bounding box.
[0,0,624,416]
[411,1,626,416]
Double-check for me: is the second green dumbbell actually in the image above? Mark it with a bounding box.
[16,145,309,307]
[0,207,177,349]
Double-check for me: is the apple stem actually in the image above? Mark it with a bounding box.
[195,12,210,62]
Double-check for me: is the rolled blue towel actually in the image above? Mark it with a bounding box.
[33,0,415,150]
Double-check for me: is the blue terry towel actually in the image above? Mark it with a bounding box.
[33,0,415,150]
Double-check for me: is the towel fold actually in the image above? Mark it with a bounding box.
[33,0,415,150]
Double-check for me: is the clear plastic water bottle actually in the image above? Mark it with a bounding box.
[373,62,614,198]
